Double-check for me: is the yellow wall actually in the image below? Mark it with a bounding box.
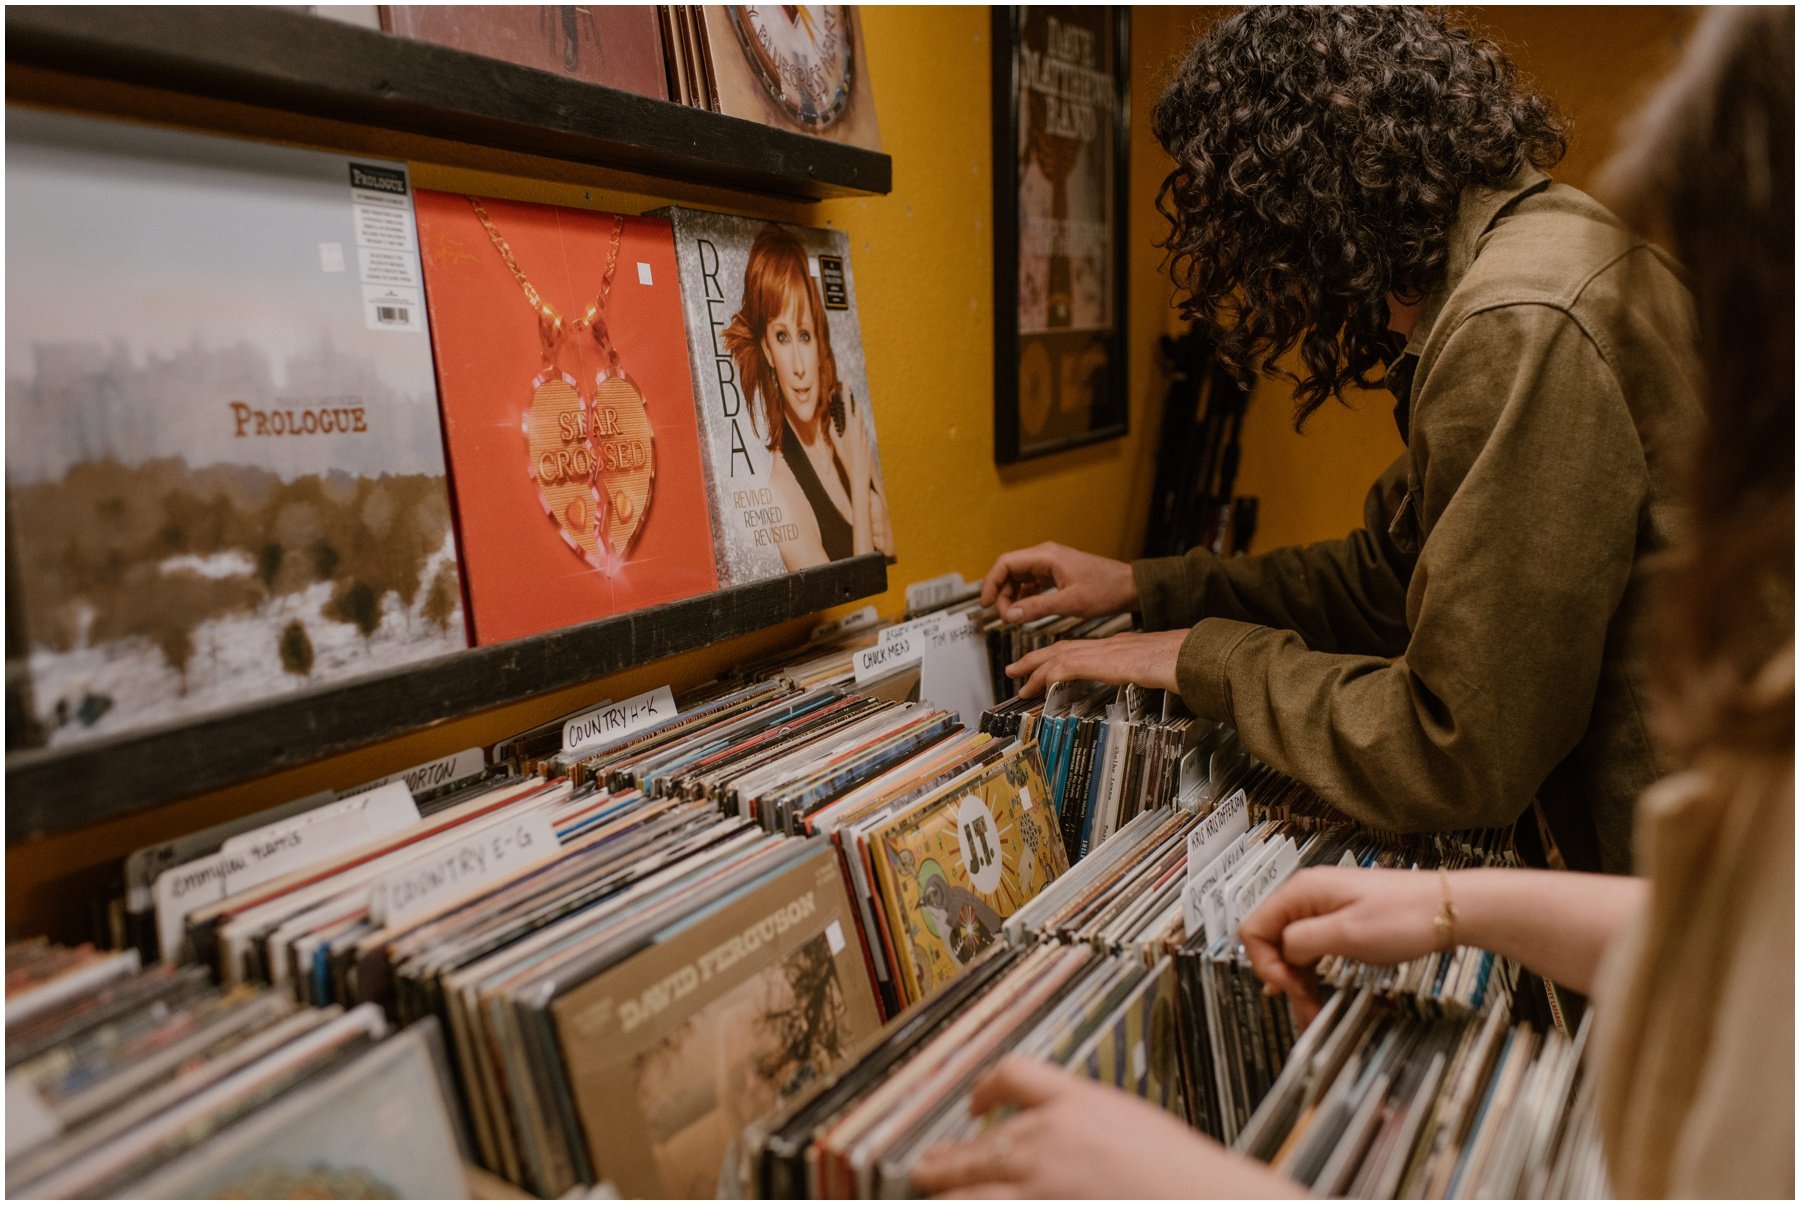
[5,6,1698,938]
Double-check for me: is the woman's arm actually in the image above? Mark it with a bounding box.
[1240,866,1647,1015]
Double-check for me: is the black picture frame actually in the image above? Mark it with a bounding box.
[992,6,1131,464]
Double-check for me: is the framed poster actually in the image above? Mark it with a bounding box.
[992,6,1130,464]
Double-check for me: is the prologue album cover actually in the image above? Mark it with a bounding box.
[6,109,467,749]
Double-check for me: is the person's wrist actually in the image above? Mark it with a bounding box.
[1105,558,1140,612]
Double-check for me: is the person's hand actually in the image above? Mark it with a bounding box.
[1240,866,1447,1026]
[1004,631,1185,697]
[979,543,1138,622]
[911,1058,1305,1199]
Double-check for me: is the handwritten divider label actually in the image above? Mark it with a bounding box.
[904,571,973,614]
[340,747,485,800]
[919,611,993,727]
[812,605,879,642]
[1184,789,1249,879]
[1228,839,1299,938]
[561,686,677,755]
[370,812,558,928]
[124,790,332,913]
[1186,831,1256,940]
[152,781,420,961]
[852,614,934,682]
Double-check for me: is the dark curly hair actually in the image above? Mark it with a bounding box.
[1153,7,1568,426]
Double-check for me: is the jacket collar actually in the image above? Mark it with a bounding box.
[1403,165,1553,359]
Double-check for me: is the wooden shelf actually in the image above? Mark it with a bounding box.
[6,556,888,843]
[4,5,892,200]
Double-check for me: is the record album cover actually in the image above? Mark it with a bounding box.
[6,110,467,750]
[550,843,880,1198]
[381,5,669,99]
[116,1019,470,1199]
[872,747,1068,1004]
[661,207,894,586]
[414,192,718,644]
[698,6,882,150]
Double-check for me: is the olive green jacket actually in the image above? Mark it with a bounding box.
[1134,168,1700,873]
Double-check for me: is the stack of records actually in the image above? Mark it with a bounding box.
[1165,766,1525,1145]
[983,679,1219,863]
[804,738,1069,1015]
[733,941,1184,1199]
[1003,805,1207,954]
[136,664,1073,1197]
[5,941,466,1198]
[1235,991,1606,1198]
[980,611,1132,702]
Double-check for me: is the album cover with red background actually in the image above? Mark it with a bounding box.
[415,191,718,645]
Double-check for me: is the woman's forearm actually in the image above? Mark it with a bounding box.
[1450,868,1647,994]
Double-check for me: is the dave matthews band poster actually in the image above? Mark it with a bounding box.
[992,6,1130,463]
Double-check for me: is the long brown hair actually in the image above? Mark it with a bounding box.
[1600,7,1794,762]
[721,225,841,454]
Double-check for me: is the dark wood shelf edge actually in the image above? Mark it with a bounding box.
[5,6,892,200]
[6,556,888,843]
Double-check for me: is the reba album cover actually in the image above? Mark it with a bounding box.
[660,207,895,587]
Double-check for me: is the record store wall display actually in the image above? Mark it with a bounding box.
[379,5,671,101]
[991,6,1131,463]
[694,6,884,151]
[5,108,468,751]
[414,192,719,645]
[661,206,897,586]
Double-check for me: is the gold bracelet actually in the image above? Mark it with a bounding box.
[1433,866,1459,950]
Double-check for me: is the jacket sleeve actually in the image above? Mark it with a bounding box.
[1172,304,1648,832]
[1131,456,1414,658]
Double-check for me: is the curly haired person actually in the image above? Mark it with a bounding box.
[983,8,1701,874]
[929,7,1791,1198]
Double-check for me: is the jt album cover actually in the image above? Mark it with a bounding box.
[5,109,467,750]
[549,843,881,1198]
[698,6,882,151]
[413,192,718,645]
[661,206,894,587]
[380,5,670,100]
[871,747,1067,1005]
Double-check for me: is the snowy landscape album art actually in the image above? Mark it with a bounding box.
[6,110,468,749]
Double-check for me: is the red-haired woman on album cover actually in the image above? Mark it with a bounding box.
[724,224,893,571]
[923,6,1792,1198]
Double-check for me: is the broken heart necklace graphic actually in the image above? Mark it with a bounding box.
[469,197,657,576]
